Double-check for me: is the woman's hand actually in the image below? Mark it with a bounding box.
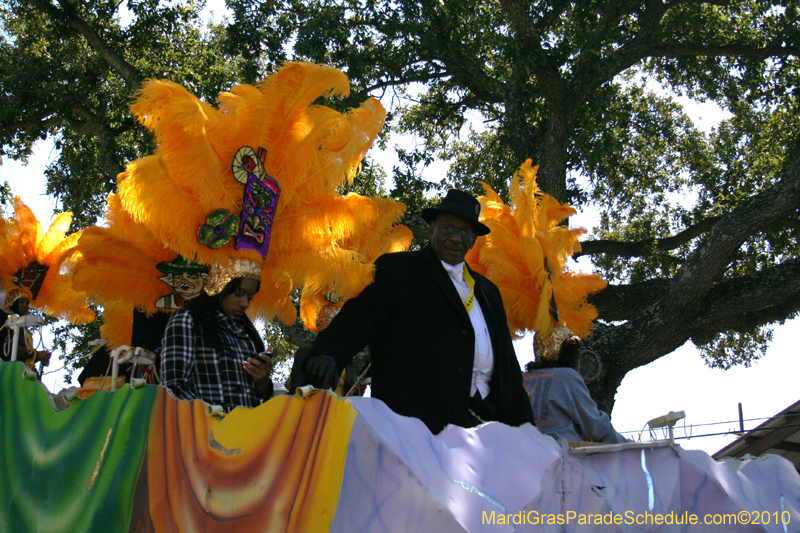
[243,352,272,384]
[244,351,274,400]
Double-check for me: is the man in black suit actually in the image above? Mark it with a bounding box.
[305,190,534,434]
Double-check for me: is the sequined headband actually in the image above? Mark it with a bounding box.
[3,287,33,310]
[204,259,262,296]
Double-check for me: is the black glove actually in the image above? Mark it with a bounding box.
[303,355,339,390]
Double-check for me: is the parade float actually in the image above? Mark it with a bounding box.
[1,62,798,532]
[3,362,799,533]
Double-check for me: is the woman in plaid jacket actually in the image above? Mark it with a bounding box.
[160,260,273,412]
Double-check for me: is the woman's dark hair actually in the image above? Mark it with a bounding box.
[525,359,546,372]
[556,337,582,370]
[525,336,582,372]
[184,278,264,353]
[9,298,28,315]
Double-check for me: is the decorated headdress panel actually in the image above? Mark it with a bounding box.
[0,197,93,324]
[465,160,606,339]
[63,194,296,343]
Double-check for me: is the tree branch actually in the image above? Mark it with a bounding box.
[576,216,722,258]
[67,103,124,179]
[587,235,800,325]
[498,0,543,50]
[409,3,507,106]
[50,0,141,89]
[571,0,671,107]
[647,42,800,60]
[586,149,800,412]
[665,151,800,312]
[362,70,449,94]
[498,0,566,104]
[533,0,573,33]
[690,258,800,344]
[588,257,800,411]
[589,279,672,322]
[573,1,798,108]
[4,116,64,132]
[579,216,800,259]
[434,46,506,105]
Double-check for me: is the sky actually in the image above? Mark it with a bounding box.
[2,4,797,458]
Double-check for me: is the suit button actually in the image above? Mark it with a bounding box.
[458,367,466,376]
[461,329,469,336]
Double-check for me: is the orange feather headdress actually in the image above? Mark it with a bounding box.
[0,196,93,324]
[466,160,606,339]
[62,62,409,346]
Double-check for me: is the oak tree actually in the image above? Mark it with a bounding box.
[269,0,800,410]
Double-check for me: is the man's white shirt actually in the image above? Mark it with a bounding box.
[441,260,494,398]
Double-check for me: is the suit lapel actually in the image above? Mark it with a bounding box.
[422,245,471,324]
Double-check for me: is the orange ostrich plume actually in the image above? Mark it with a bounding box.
[299,194,413,332]
[466,160,606,339]
[59,194,191,347]
[0,196,93,324]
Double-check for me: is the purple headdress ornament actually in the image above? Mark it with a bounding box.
[231,146,280,259]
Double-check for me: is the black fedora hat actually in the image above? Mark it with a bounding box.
[421,190,490,236]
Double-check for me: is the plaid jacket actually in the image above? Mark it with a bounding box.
[161,309,263,411]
